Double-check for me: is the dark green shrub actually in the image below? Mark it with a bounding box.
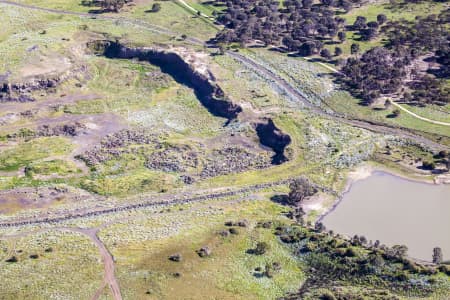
[254,242,270,255]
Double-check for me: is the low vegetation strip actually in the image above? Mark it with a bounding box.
[0,179,293,227]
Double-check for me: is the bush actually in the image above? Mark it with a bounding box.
[264,262,282,278]
[237,219,248,227]
[345,247,357,257]
[320,291,337,300]
[169,254,182,262]
[5,256,18,263]
[438,150,448,158]
[229,228,239,235]
[196,246,211,257]
[392,109,401,117]
[151,3,161,12]
[438,265,450,275]
[254,242,270,255]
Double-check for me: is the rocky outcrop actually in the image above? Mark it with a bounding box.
[0,66,87,102]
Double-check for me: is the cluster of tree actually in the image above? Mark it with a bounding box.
[81,0,133,12]
[268,222,450,299]
[350,13,387,41]
[342,47,408,104]
[212,0,363,55]
[287,176,318,205]
[342,10,449,105]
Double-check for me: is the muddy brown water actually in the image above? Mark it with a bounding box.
[322,171,450,261]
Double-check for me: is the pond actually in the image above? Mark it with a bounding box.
[322,171,450,261]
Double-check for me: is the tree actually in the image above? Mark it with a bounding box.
[392,108,401,117]
[350,43,360,55]
[391,245,408,258]
[361,27,377,40]
[422,160,436,170]
[433,247,443,264]
[302,0,313,9]
[334,47,343,56]
[321,0,335,6]
[337,31,346,42]
[288,177,317,205]
[320,48,332,59]
[100,0,127,12]
[151,3,161,12]
[377,14,387,25]
[353,16,367,30]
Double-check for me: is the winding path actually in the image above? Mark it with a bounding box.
[175,0,214,19]
[390,101,450,126]
[304,58,450,127]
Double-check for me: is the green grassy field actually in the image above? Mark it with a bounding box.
[0,230,104,299]
[99,198,305,299]
[0,137,73,171]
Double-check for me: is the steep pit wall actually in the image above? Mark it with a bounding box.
[255,118,291,164]
[88,40,292,164]
[90,40,242,121]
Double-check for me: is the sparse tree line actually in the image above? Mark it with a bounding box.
[342,10,449,106]
[81,0,133,12]
[211,0,448,106]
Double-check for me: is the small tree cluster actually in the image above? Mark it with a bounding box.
[288,176,318,205]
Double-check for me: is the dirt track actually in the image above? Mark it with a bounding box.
[1,227,122,300]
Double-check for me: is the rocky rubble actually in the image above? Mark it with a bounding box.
[5,123,87,139]
[200,146,271,178]
[77,129,163,166]
[145,144,200,173]
[37,123,87,137]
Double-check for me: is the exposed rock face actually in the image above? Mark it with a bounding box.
[0,66,87,102]
[5,123,87,139]
[89,40,242,121]
[255,118,292,164]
